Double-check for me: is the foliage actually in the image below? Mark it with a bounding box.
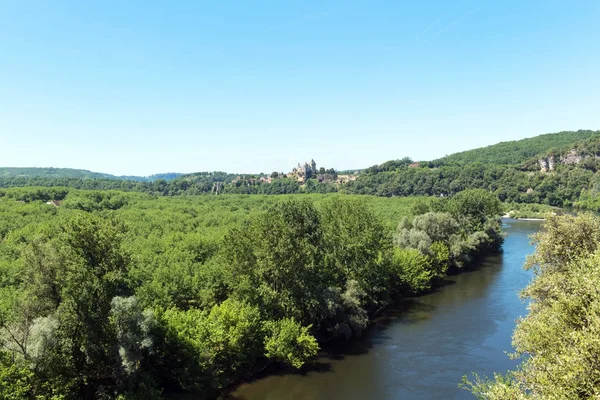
[341,131,600,209]
[525,212,600,272]
[222,200,327,325]
[62,190,131,211]
[447,189,502,230]
[390,248,433,294]
[363,157,415,174]
[0,351,34,400]
[263,318,319,368]
[319,196,391,309]
[464,213,600,399]
[109,296,156,375]
[3,131,600,211]
[432,130,600,166]
[394,191,503,272]
[0,167,181,182]
[319,280,369,339]
[0,189,504,398]
[161,299,263,392]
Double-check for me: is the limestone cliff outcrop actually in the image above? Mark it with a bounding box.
[538,149,586,172]
[538,156,555,172]
[560,149,583,165]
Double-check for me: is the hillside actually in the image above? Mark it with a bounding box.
[0,167,119,180]
[0,167,182,182]
[344,129,600,207]
[4,130,600,209]
[431,130,600,166]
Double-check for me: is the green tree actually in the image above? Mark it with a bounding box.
[320,197,391,310]
[447,189,502,231]
[0,351,34,400]
[390,248,433,294]
[263,318,319,369]
[161,299,262,393]
[222,200,327,325]
[39,215,137,398]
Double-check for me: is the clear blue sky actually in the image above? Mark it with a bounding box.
[1,0,599,176]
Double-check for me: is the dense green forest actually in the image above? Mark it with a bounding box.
[3,130,600,398]
[343,159,599,206]
[345,130,600,207]
[430,130,600,166]
[0,168,182,183]
[0,188,503,399]
[5,130,600,210]
[463,212,600,398]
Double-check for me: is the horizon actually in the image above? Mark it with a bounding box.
[1,128,595,176]
[1,1,599,176]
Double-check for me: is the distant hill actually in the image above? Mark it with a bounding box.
[5,130,600,209]
[146,173,184,181]
[0,167,117,180]
[0,168,182,182]
[343,129,600,207]
[432,130,600,167]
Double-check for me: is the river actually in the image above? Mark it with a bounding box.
[229,219,541,400]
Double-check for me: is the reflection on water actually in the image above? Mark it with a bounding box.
[228,219,541,400]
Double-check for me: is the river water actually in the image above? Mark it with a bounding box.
[229,219,541,400]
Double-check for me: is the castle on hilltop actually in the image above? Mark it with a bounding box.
[290,159,317,183]
[287,159,355,185]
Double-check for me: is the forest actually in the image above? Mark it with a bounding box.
[0,168,182,183]
[2,130,600,399]
[430,129,600,167]
[0,188,503,399]
[343,130,600,207]
[4,131,600,210]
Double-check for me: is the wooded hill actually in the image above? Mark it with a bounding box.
[430,129,600,167]
[4,130,600,208]
[344,130,600,208]
[0,167,182,182]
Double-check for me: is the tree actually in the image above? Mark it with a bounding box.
[161,299,262,393]
[263,318,319,368]
[525,212,600,274]
[109,296,156,376]
[390,248,433,294]
[0,351,34,400]
[222,200,327,325]
[320,197,392,310]
[41,214,135,398]
[447,189,502,231]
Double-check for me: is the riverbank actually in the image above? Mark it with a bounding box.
[228,220,542,400]
[216,245,505,400]
[503,214,546,221]
[219,223,506,399]
[502,201,560,220]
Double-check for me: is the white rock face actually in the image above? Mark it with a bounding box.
[561,149,583,165]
